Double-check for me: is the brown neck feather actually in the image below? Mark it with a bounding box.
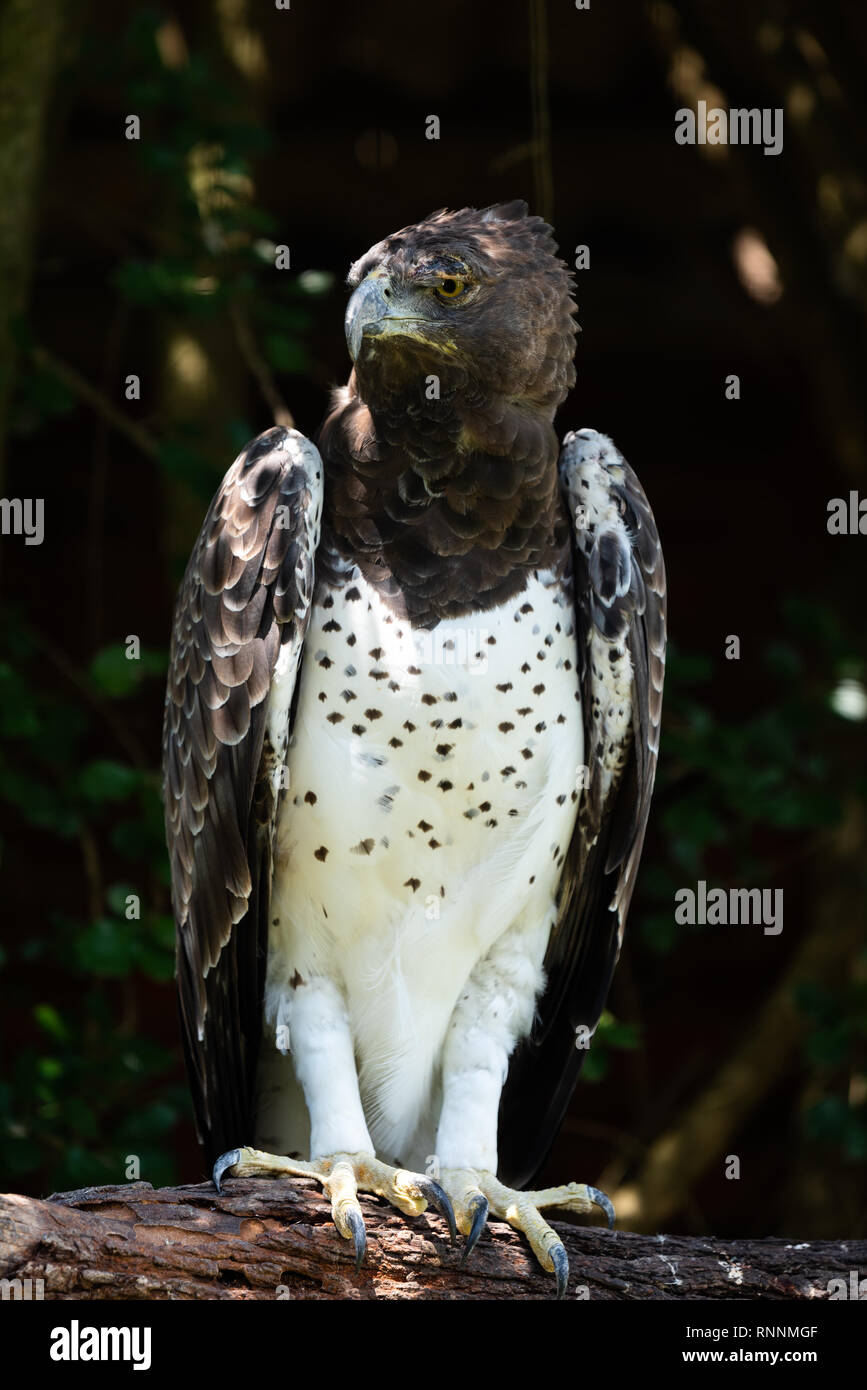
[316,378,569,628]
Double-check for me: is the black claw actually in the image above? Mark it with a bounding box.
[346,1207,367,1271]
[212,1148,242,1194]
[418,1179,457,1244]
[588,1185,616,1229]
[551,1241,569,1299]
[460,1194,489,1265]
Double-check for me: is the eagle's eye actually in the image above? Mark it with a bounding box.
[436,276,467,300]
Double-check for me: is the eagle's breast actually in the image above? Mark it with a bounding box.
[264,559,582,1154]
[276,563,580,901]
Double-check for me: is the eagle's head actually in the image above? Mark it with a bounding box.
[344,202,577,420]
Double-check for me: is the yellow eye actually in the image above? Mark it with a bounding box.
[437,276,466,299]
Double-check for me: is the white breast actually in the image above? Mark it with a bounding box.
[265,566,582,1155]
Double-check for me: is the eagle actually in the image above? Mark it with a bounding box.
[162,201,666,1296]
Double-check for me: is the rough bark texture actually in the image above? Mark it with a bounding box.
[1,1180,862,1300]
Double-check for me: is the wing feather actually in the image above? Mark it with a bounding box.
[499,428,666,1188]
[162,426,323,1164]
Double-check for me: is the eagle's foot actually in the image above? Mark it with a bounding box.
[212,1147,456,1270]
[440,1167,615,1299]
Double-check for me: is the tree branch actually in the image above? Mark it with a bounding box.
[228,300,294,430]
[31,346,160,460]
[1,1181,861,1300]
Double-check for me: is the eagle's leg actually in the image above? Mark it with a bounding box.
[433,916,614,1298]
[437,1168,614,1297]
[212,1147,456,1269]
[212,977,455,1266]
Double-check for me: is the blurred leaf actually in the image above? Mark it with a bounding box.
[89,644,165,698]
[74,917,137,976]
[34,1003,69,1042]
[263,331,308,373]
[78,760,140,803]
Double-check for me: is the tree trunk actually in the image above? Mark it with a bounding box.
[1,1180,861,1300]
[0,0,65,489]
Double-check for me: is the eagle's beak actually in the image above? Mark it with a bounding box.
[345,275,391,362]
[345,274,443,362]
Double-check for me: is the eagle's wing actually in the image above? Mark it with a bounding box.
[498,428,666,1188]
[162,425,323,1164]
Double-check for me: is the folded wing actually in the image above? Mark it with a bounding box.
[162,426,323,1163]
[498,428,666,1187]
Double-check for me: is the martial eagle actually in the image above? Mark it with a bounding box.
[162,202,666,1296]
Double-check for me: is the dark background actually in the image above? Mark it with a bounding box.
[1,0,865,1241]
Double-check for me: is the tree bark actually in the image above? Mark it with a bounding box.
[1,1180,861,1300]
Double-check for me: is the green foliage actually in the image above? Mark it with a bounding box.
[94,11,324,503]
[638,610,861,955]
[581,1011,642,1083]
[0,612,180,1191]
[89,643,166,698]
[626,603,867,1168]
[7,344,76,438]
[0,7,333,1192]
[796,972,867,1162]
[0,1004,186,1190]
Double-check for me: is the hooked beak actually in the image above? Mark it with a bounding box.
[345,274,441,362]
[345,275,391,362]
